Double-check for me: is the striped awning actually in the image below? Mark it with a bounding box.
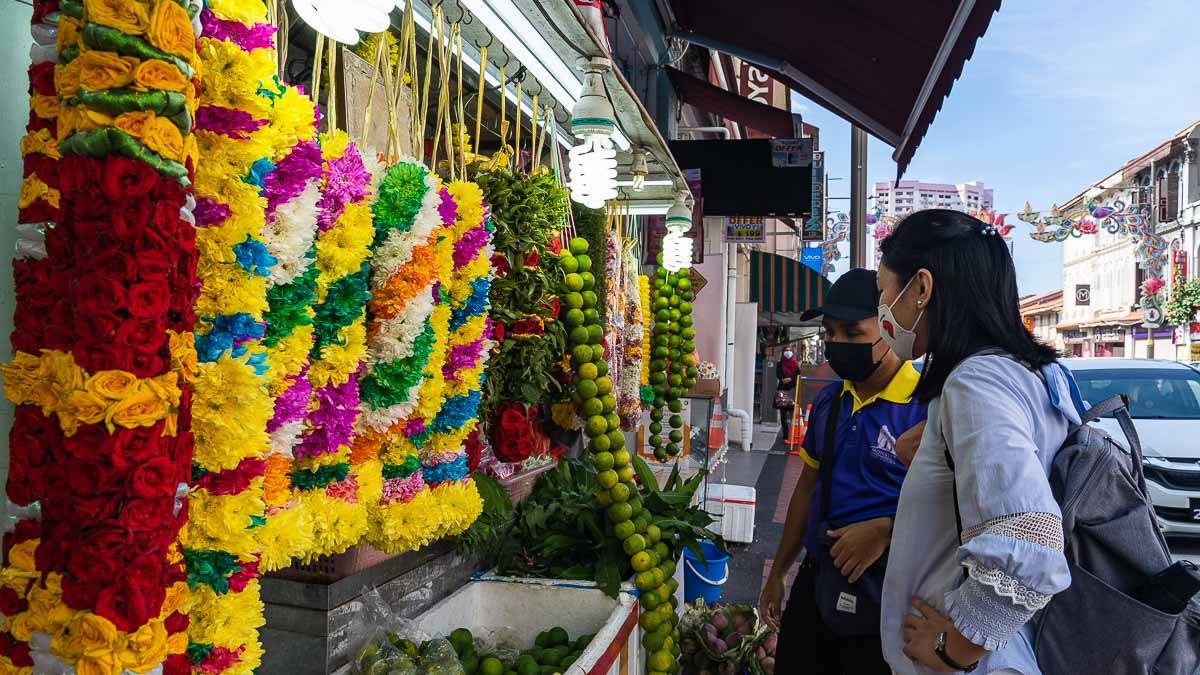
[748,251,830,315]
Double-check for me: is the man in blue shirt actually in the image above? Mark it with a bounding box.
[759,268,928,674]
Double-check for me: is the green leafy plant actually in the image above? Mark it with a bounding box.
[455,472,515,556]
[493,459,724,599]
[474,169,569,418]
[1165,272,1200,327]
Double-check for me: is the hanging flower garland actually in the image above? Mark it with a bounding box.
[186,0,284,669]
[415,181,490,538]
[618,246,645,428]
[0,0,201,671]
[0,7,67,672]
[367,187,457,554]
[638,274,654,405]
[247,75,328,571]
[288,131,374,562]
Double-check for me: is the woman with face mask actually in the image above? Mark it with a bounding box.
[761,269,928,674]
[876,210,1078,675]
[776,348,801,433]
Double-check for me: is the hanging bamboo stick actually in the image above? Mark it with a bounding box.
[530,93,540,171]
[498,62,506,149]
[474,46,487,156]
[513,79,522,171]
[324,39,338,132]
[311,33,325,117]
[417,6,439,163]
[456,25,466,176]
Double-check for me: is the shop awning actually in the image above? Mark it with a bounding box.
[662,0,1002,177]
[665,67,796,139]
[748,250,831,317]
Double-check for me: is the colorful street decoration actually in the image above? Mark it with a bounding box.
[1018,199,1167,325]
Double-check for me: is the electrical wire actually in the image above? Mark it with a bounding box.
[531,0,591,58]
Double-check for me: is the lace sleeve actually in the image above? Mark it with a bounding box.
[945,511,1066,650]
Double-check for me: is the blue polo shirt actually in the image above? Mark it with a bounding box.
[800,362,927,553]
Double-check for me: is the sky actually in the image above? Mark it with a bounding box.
[798,0,1200,296]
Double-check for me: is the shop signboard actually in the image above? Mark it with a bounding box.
[724,216,765,243]
[770,139,813,168]
[689,267,708,297]
[804,151,825,242]
[801,245,823,274]
[1174,249,1188,278]
[737,60,788,139]
[1191,322,1200,340]
[1063,328,1089,345]
[1093,326,1125,343]
[1075,284,1091,306]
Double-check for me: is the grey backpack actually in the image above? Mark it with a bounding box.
[949,395,1200,674]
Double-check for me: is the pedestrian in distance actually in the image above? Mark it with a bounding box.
[775,347,800,437]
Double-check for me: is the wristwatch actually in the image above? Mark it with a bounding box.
[934,631,979,673]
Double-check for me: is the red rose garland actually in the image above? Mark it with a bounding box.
[0,0,200,671]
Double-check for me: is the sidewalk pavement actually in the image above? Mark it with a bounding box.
[709,422,805,608]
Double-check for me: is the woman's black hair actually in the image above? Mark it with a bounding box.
[879,209,1057,401]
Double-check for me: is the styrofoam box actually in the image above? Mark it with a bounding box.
[413,574,643,675]
[703,483,756,544]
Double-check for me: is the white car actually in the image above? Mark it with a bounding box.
[1063,358,1200,540]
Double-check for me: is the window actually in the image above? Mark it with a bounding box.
[1073,369,1200,420]
[1158,169,1180,222]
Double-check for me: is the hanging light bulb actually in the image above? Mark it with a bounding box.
[630,148,648,192]
[568,57,619,210]
[292,0,391,44]
[662,190,693,272]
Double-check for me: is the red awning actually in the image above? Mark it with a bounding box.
[664,0,1002,177]
[665,67,795,139]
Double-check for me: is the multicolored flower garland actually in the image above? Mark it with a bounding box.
[366,185,456,553]
[417,181,490,537]
[187,0,282,668]
[618,246,644,428]
[0,0,202,671]
[287,131,374,563]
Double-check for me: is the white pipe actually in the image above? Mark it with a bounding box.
[678,126,731,139]
[726,408,751,452]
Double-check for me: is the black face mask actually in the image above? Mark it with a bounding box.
[825,339,883,383]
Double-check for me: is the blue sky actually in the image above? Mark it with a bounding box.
[798,0,1200,295]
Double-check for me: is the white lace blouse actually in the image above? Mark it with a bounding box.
[881,354,1079,675]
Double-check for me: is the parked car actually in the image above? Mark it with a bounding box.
[1062,359,1200,540]
[908,357,1200,537]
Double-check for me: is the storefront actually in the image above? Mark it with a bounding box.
[1132,326,1178,359]
[1090,325,1127,358]
[1060,325,1089,357]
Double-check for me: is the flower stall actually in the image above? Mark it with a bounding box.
[0,0,709,674]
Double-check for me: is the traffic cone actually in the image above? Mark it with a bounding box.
[708,396,726,449]
[787,404,810,453]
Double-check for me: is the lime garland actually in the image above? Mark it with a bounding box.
[646,262,697,461]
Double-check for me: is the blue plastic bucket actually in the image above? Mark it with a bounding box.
[682,541,729,604]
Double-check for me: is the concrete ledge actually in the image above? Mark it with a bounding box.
[260,543,486,674]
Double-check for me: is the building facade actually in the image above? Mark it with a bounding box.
[1058,120,1200,360]
[872,179,993,217]
[1021,290,1064,353]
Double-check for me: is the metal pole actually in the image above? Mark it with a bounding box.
[850,125,868,268]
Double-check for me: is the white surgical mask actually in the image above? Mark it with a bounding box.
[783,350,794,359]
[878,276,924,361]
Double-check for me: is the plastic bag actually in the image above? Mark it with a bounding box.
[416,638,464,675]
[350,587,408,675]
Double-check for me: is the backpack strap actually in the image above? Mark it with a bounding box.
[943,444,968,582]
[819,391,843,525]
[1076,395,1149,497]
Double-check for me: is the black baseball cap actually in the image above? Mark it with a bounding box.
[799,268,880,321]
